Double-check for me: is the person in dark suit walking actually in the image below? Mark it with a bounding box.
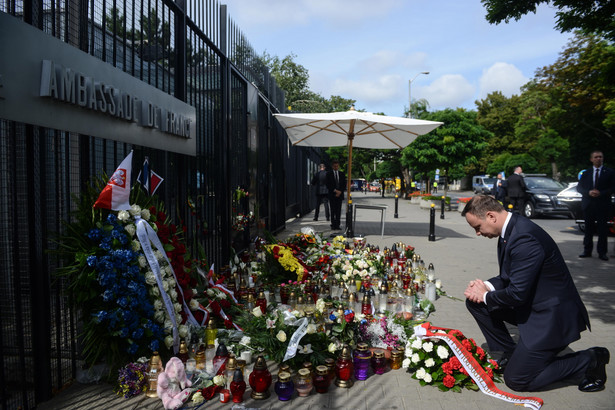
[492,172,507,204]
[462,195,609,393]
[326,160,346,231]
[506,166,526,214]
[311,163,330,221]
[577,150,615,261]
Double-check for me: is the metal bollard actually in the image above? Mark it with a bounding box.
[429,203,436,241]
[394,193,399,218]
[440,195,445,219]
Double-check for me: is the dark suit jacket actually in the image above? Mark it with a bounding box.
[486,213,590,350]
[577,166,615,211]
[326,170,346,200]
[506,173,526,198]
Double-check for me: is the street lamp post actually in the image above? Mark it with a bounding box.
[408,71,429,118]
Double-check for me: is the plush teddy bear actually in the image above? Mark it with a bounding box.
[157,357,193,410]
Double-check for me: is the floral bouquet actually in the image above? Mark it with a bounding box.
[115,359,148,398]
[358,315,409,351]
[403,328,501,392]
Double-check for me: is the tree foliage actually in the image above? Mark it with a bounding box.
[401,109,490,189]
[481,0,615,41]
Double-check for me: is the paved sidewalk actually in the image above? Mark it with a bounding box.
[39,192,615,409]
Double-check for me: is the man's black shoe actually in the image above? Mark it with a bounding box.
[313,218,318,221]
[579,253,592,258]
[579,347,610,392]
[599,254,609,261]
[496,352,512,373]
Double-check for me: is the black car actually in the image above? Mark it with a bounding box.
[520,175,570,218]
[556,182,615,232]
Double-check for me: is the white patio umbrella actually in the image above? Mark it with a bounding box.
[274,108,443,235]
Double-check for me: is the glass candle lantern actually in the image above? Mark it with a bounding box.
[371,351,387,375]
[295,368,313,397]
[335,345,354,388]
[278,362,291,377]
[390,349,403,370]
[274,371,294,401]
[249,355,272,400]
[145,351,163,398]
[185,358,197,381]
[255,290,267,314]
[313,365,331,393]
[195,346,206,371]
[361,294,372,315]
[353,342,372,381]
[225,356,237,387]
[230,369,246,403]
[324,358,335,382]
[213,343,229,375]
[177,340,190,363]
[205,319,217,348]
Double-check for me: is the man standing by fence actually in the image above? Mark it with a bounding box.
[327,160,346,231]
[311,163,330,222]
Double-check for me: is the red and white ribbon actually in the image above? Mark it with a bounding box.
[414,322,544,410]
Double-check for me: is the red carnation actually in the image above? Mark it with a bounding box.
[443,375,456,388]
[224,319,233,329]
[459,367,468,376]
[462,339,474,352]
[220,299,231,309]
[441,361,453,375]
[476,347,486,360]
[487,368,494,379]
[449,356,461,370]
[209,300,221,315]
[201,385,221,401]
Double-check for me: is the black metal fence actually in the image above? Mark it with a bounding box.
[0,1,324,408]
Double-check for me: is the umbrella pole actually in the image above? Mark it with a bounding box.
[345,135,354,238]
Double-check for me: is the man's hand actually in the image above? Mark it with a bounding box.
[465,278,489,304]
[334,189,341,197]
[589,188,600,198]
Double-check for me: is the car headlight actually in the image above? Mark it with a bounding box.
[535,194,550,200]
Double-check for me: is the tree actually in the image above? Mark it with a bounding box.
[481,0,615,41]
[475,91,523,172]
[401,108,490,196]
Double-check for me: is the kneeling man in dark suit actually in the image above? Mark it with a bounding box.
[462,195,609,392]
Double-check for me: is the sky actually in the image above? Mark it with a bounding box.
[220,0,574,117]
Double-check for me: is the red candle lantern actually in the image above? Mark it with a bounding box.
[230,369,246,403]
[255,290,267,314]
[249,355,272,399]
[334,345,354,388]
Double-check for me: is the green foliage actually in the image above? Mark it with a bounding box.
[401,108,490,182]
[481,0,615,41]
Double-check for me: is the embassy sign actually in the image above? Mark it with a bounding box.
[0,13,196,156]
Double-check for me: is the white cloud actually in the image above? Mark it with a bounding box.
[331,74,403,104]
[478,62,528,99]
[421,75,475,109]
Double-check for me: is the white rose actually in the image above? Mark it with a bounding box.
[207,289,215,297]
[140,209,151,220]
[154,300,163,310]
[240,336,251,346]
[189,299,200,311]
[130,204,141,216]
[328,343,337,354]
[165,265,174,276]
[178,325,189,338]
[166,277,176,288]
[117,210,130,221]
[415,368,426,380]
[276,330,287,342]
[174,303,182,313]
[124,224,136,236]
[424,358,435,368]
[191,392,204,404]
[422,342,434,353]
[423,373,432,383]
[437,345,449,360]
[411,338,423,350]
[411,353,421,364]
[138,256,148,268]
[164,319,173,333]
[132,240,141,252]
[162,280,169,292]
[252,307,263,317]
[213,375,226,387]
[169,289,178,300]
[306,324,317,334]
[164,335,174,349]
[402,358,411,369]
[435,279,442,289]
[150,287,160,297]
[154,310,165,323]
[315,298,326,313]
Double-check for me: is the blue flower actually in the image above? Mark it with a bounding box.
[132,328,144,340]
[117,297,129,308]
[102,290,115,302]
[87,228,102,240]
[329,313,337,321]
[150,339,160,352]
[119,327,130,338]
[87,255,97,267]
[107,213,117,224]
[127,343,139,355]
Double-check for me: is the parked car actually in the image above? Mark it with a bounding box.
[472,175,496,194]
[556,182,615,232]
[521,175,569,218]
[369,182,381,192]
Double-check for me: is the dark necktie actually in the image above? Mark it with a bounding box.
[498,237,506,266]
[335,171,339,186]
[594,168,599,188]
